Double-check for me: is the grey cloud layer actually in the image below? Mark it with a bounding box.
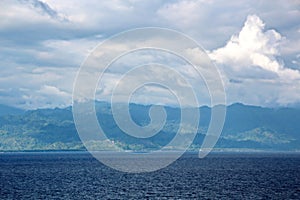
[0,0,299,108]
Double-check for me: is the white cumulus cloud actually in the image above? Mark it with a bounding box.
[209,15,300,106]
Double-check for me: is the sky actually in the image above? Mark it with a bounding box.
[0,0,299,109]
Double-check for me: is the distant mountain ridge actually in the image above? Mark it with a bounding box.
[0,104,24,116]
[0,102,299,152]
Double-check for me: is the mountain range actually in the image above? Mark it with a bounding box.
[0,102,299,152]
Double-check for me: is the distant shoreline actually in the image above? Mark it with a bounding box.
[1,149,299,154]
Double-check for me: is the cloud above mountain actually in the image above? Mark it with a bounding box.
[0,0,299,108]
[209,15,300,106]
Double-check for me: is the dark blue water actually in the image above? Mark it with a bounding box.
[0,152,299,199]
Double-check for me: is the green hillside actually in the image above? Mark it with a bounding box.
[0,102,299,152]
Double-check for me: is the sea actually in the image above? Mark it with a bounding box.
[0,152,299,199]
